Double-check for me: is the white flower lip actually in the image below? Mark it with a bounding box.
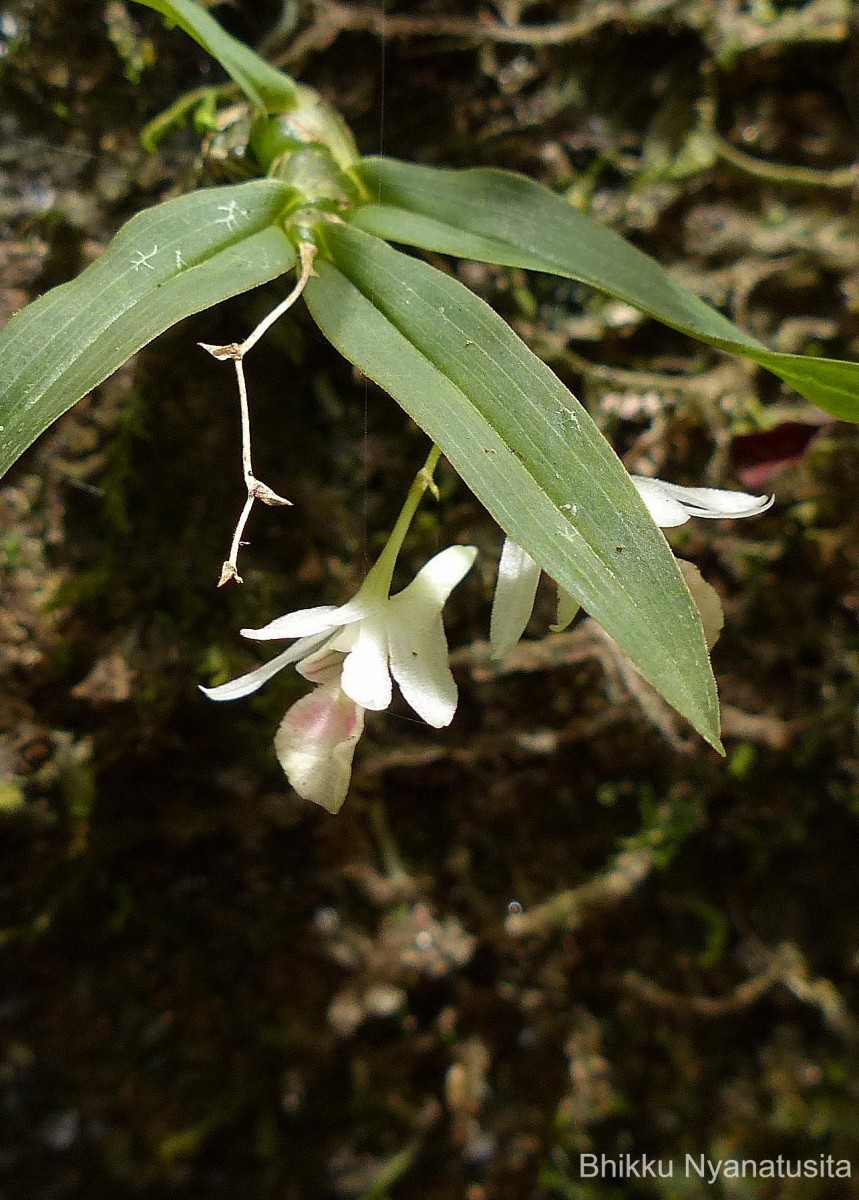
[274,681,365,815]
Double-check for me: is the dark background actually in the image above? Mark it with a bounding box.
[1,1,858,1196]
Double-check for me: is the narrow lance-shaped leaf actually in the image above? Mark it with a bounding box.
[0,181,296,479]
[350,158,859,422]
[132,0,359,170]
[131,0,307,112]
[305,222,723,750]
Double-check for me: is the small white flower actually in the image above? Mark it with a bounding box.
[202,545,477,812]
[490,477,772,658]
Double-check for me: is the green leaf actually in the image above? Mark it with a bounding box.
[132,0,308,112]
[0,181,296,479]
[351,157,859,422]
[305,222,723,750]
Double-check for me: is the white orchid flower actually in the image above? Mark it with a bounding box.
[628,476,774,528]
[202,544,477,813]
[490,476,772,658]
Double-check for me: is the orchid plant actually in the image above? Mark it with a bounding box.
[1,0,854,808]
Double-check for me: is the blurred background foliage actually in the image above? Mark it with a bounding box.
[1,1,858,1197]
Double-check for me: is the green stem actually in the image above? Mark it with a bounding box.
[368,799,408,881]
[715,134,858,191]
[140,85,235,152]
[366,444,442,593]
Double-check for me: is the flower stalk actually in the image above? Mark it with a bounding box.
[364,443,442,595]
[200,242,317,586]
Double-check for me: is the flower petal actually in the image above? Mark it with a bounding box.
[274,684,365,814]
[199,632,331,701]
[489,538,541,657]
[677,559,724,651]
[631,477,696,527]
[297,646,347,684]
[242,602,344,641]
[392,545,479,609]
[340,613,393,711]
[632,476,773,526]
[386,546,477,727]
[550,586,581,633]
[387,604,458,728]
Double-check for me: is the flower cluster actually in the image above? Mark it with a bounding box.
[204,470,771,814]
